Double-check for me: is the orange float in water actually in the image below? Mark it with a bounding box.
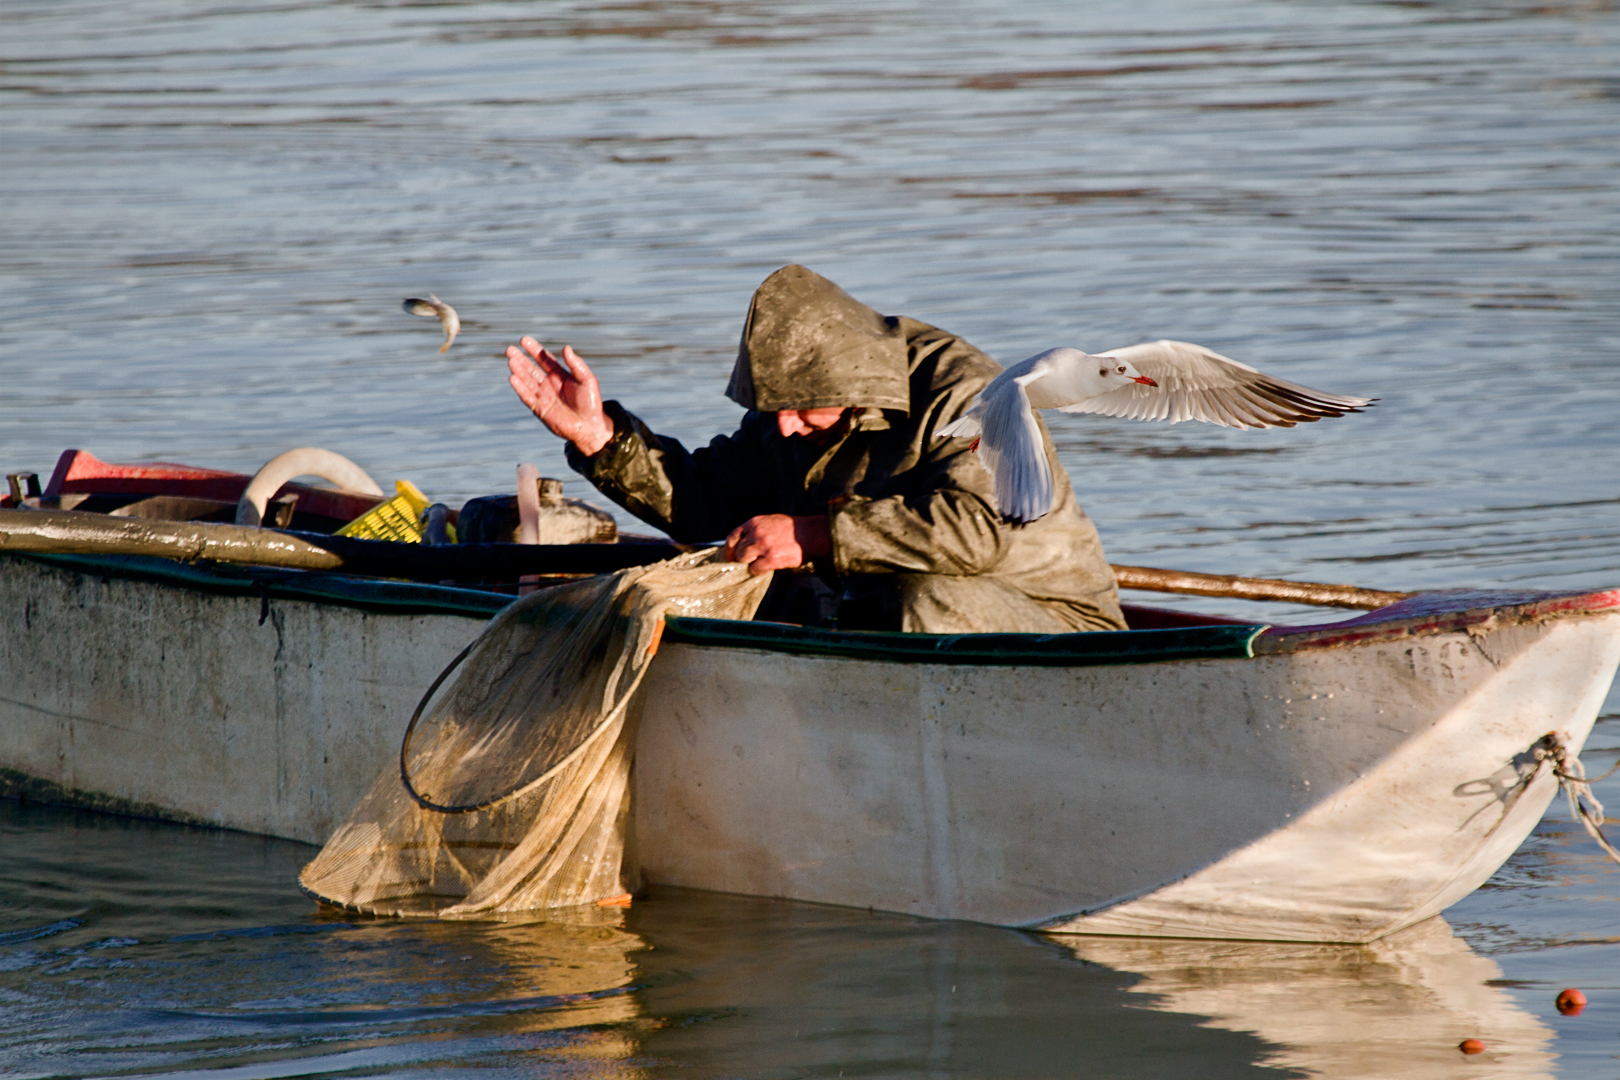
[1555,988,1587,1016]
[1458,1039,1485,1055]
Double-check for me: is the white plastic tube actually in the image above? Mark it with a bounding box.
[235,448,384,527]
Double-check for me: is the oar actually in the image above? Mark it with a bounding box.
[0,508,683,580]
[1110,564,1412,611]
[0,508,1413,608]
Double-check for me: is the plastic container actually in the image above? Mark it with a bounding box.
[335,479,432,543]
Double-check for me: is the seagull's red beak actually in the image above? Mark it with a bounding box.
[1132,375,1158,387]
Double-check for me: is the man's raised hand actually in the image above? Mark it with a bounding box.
[506,337,616,456]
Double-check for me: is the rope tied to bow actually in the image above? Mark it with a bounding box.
[1536,731,1620,867]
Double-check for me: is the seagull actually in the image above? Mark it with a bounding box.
[938,340,1373,523]
[403,295,460,353]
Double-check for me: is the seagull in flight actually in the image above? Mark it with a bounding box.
[403,295,460,353]
[938,340,1373,523]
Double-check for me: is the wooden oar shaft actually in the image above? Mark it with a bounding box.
[1,510,1413,608]
[0,507,344,570]
[1111,563,1414,610]
[0,509,682,579]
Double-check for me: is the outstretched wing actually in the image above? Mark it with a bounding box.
[978,375,1053,523]
[1060,340,1373,428]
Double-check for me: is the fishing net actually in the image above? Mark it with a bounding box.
[298,550,772,916]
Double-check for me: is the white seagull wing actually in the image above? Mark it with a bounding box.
[976,371,1054,523]
[1059,340,1373,428]
[936,401,983,439]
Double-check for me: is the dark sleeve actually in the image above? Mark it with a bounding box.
[565,400,780,542]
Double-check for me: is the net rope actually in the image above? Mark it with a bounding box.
[298,550,772,916]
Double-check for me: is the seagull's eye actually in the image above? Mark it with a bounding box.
[1116,366,1127,374]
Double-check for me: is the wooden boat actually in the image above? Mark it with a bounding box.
[2,450,1617,943]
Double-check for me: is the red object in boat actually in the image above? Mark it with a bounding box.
[46,449,247,501]
[39,449,383,523]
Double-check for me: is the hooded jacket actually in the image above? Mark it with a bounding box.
[566,266,1125,632]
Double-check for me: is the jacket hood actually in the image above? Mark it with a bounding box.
[725,265,911,414]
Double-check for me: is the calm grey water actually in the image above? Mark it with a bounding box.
[2,0,1618,1075]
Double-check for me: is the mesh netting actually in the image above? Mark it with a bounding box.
[298,550,772,917]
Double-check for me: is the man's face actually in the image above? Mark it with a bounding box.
[776,407,849,444]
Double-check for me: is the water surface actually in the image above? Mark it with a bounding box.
[2,0,1618,1075]
[2,770,1617,1079]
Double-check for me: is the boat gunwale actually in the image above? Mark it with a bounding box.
[1255,586,1620,653]
[6,550,509,620]
[9,549,1617,667]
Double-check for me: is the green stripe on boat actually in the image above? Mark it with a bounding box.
[14,552,512,620]
[663,616,1267,666]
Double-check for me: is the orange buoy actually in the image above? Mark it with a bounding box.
[1555,988,1587,1016]
[1458,1039,1485,1055]
[595,892,633,908]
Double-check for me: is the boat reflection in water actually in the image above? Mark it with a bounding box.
[1064,917,1557,1079]
[621,887,1292,1079]
[0,801,1567,1079]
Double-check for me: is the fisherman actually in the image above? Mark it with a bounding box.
[505,264,1125,634]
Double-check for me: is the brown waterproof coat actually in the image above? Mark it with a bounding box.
[566,266,1125,633]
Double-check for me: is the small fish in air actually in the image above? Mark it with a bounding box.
[402,295,460,353]
[938,340,1374,524]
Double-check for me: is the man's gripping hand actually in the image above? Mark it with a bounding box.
[724,514,833,576]
[506,337,616,456]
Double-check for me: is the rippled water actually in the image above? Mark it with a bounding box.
[3,0,1619,1075]
[2,769,1618,1080]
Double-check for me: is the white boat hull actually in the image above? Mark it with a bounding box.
[631,610,1618,941]
[0,554,482,844]
[3,551,1617,941]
